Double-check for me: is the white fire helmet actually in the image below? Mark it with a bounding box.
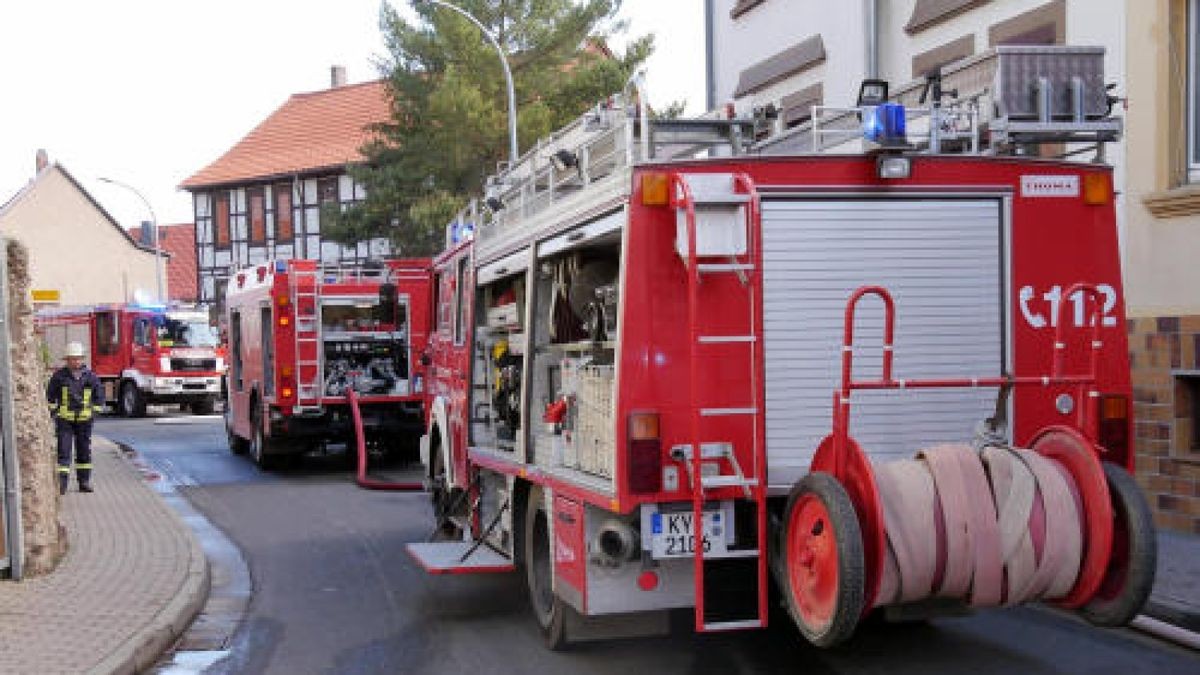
[65,342,85,358]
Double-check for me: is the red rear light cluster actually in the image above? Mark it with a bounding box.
[628,411,661,494]
[1097,393,1129,458]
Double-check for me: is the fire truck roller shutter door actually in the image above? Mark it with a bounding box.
[760,198,1004,489]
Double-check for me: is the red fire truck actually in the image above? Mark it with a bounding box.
[222,258,432,468]
[38,303,224,416]
[408,46,1155,648]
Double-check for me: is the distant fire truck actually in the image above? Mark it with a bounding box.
[222,258,431,468]
[37,303,224,416]
[407,46,1155,649]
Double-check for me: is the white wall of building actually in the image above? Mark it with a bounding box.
[0,165,158,306]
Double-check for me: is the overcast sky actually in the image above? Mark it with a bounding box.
[0,0,704,229]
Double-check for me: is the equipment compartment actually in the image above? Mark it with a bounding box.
[470,270,527,450]
[319,297,412,397]
[529,218,622,477]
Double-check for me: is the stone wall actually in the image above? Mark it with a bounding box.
[5,239,65,575]
[1129,315,1200,534]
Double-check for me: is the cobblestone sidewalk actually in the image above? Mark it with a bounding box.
[0,437,208,675]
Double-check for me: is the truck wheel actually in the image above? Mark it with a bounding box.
[780,472,865,648]
[524,486,571,650]
[1079,462,1157,627]
[224,402,248,454]
[191,398,215,415]
[119,381,146,418]
[429,447,459,540]
[248,404,278,470]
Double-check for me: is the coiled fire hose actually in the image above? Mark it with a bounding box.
[346,388,424,491]
[874,443,1084,608]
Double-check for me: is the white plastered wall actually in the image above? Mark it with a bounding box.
[0,166,157,306]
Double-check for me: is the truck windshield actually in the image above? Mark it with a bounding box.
[157,319,220,348]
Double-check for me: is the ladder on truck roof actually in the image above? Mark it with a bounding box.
[449,73,756,263]
[672,172,769,632]
[289,264,323,410]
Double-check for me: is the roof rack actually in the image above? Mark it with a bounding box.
[755,45,1121,159]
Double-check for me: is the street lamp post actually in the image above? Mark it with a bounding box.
[416,0,519,165]
[99,177,164,303]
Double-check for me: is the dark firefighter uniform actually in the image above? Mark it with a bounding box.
[46,365,105,493]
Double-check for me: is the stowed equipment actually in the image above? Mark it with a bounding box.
[778,284,1156,647]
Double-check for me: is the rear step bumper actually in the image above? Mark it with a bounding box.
[406,541,515,575]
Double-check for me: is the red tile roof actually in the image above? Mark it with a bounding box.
[130,223,198,302]
[180,80,390,189]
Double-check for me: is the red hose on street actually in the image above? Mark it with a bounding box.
[346,389,425,491]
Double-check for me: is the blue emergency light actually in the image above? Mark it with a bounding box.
[862,102,907,148]
[451,221,476,244]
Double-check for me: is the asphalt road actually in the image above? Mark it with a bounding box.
[96,410,1200,675]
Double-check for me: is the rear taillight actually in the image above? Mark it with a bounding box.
[1097,393,1129,457]
[628,411,661,494]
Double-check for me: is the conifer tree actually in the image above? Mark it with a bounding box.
[324,0,653,255]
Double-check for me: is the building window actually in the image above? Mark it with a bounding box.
[318,176,339,204]
[988,0,1065,47]
[1176,374,1200,460]
[906,0,991,34]
[734,35,826,98]
[730,0,766,19]
[248,187,266,245]
[275,182,294,241]
[214,192,231,249]
[781,83,823,129]
[912,34,974,78]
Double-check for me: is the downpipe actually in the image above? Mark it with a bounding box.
[345,389,424,491]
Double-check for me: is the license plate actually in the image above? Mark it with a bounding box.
[650,509,728,559]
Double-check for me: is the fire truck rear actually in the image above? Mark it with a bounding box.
[223,259,431,468]
[409,46,1155,648]
[38,303,224,416]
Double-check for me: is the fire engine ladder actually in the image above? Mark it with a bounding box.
[290,265,323,411]
[672,172,769,632]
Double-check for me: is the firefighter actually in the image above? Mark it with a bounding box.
[46,341,104,494]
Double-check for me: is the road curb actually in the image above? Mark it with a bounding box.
[86,439,212,675]
[1144,600,1200,635]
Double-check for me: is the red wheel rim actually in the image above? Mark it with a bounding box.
[1031,426,1113,608]
[788,493,840,631]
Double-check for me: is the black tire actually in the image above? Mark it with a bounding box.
[1080,462,1157,627]
[524,485,570,650]
[779,472,865,648]
[248,400,278,470]
[225,402,249,455]
[191,398,215,415]
[429,445,463,541]
[119,381,146,418]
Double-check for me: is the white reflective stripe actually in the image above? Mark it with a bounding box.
[698,335,756,344]
[700,407,757,416]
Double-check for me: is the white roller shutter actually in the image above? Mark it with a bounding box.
[761,198,1005,489]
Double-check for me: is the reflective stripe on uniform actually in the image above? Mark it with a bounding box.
[75,463,93,470]
[56,385,93,422]
[56,466,71,473]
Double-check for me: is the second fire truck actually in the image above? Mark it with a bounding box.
[222,258,431,468]
[408,46,1156,649]
[38,303,224,416]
